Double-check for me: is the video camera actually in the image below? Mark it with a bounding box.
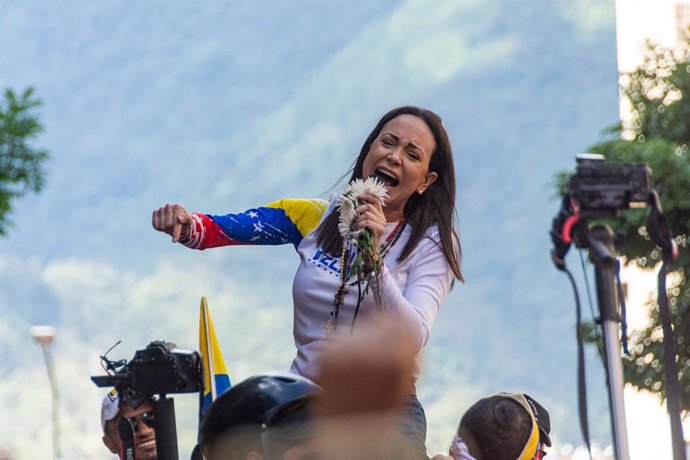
[551,153,655,267]
[91,340,202,408]
[566,153,652,217]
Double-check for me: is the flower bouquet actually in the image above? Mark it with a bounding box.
[335,176,388,278]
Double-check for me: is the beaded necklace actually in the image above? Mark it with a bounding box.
[324,218,408,337]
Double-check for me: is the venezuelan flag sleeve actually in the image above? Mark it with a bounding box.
[199,297,231,416]
[181,198,329,250]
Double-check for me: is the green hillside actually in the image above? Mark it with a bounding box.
[0,1,619,457]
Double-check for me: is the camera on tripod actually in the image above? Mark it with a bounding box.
[567,153,652,216]
[550,153,685,459]
[551,153,655,267]
[91,340,202,408]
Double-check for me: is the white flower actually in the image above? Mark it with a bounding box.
[343,177,388,204]
[335,177,388,241]
[336,196,357,239]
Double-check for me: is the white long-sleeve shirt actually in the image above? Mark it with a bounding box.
[180,197,454,381]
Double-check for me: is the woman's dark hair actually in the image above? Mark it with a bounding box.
[459,396,533,460]
[316,106,462,281]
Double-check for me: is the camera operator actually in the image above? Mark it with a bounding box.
[93,341,204,459]
[100,389,158,460]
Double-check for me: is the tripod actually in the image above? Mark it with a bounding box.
[154,396,179,460]
[572,223,630,460]
[117,396,180,460]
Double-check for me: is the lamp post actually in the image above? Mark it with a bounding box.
[30,325,61,460]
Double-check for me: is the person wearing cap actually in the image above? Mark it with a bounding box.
[100,389,158,460]
[198,372,321,460]
[431,393,551,460]
[522,393,551,451]
[101,389,122,457]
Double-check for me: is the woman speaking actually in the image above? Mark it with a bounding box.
[152,106,462,458]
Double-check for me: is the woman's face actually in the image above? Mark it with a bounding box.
[361,114,438,220]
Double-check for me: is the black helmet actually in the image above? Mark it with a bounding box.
[199,372,320,457]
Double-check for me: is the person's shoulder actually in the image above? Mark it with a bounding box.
[404,224,449,261]
[423,224,441,239]
[419,224,442,249]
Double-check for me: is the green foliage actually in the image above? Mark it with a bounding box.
[623,300,690,412]
[620,41,690,144]
[0,86,49,235]
[565,40,690,413]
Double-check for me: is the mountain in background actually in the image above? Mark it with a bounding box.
[0,1,619,457]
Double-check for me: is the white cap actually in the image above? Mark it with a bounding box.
[101,389,120,431]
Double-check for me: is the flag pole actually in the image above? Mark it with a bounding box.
[202,297,217,402]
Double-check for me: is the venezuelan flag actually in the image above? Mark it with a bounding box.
[199,297,231,415]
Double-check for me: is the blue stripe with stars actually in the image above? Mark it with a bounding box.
[207,199,328,248]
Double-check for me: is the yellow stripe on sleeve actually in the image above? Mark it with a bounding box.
[265,198,329,237]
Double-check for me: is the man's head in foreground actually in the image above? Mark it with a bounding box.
[198,373,321,460]
[433,392,551,460]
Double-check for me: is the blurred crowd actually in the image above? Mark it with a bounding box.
[99,322,551,460]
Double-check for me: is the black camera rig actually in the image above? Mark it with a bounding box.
[551,153,653,267]
[92,340,202,407]
[566,153,651,216]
